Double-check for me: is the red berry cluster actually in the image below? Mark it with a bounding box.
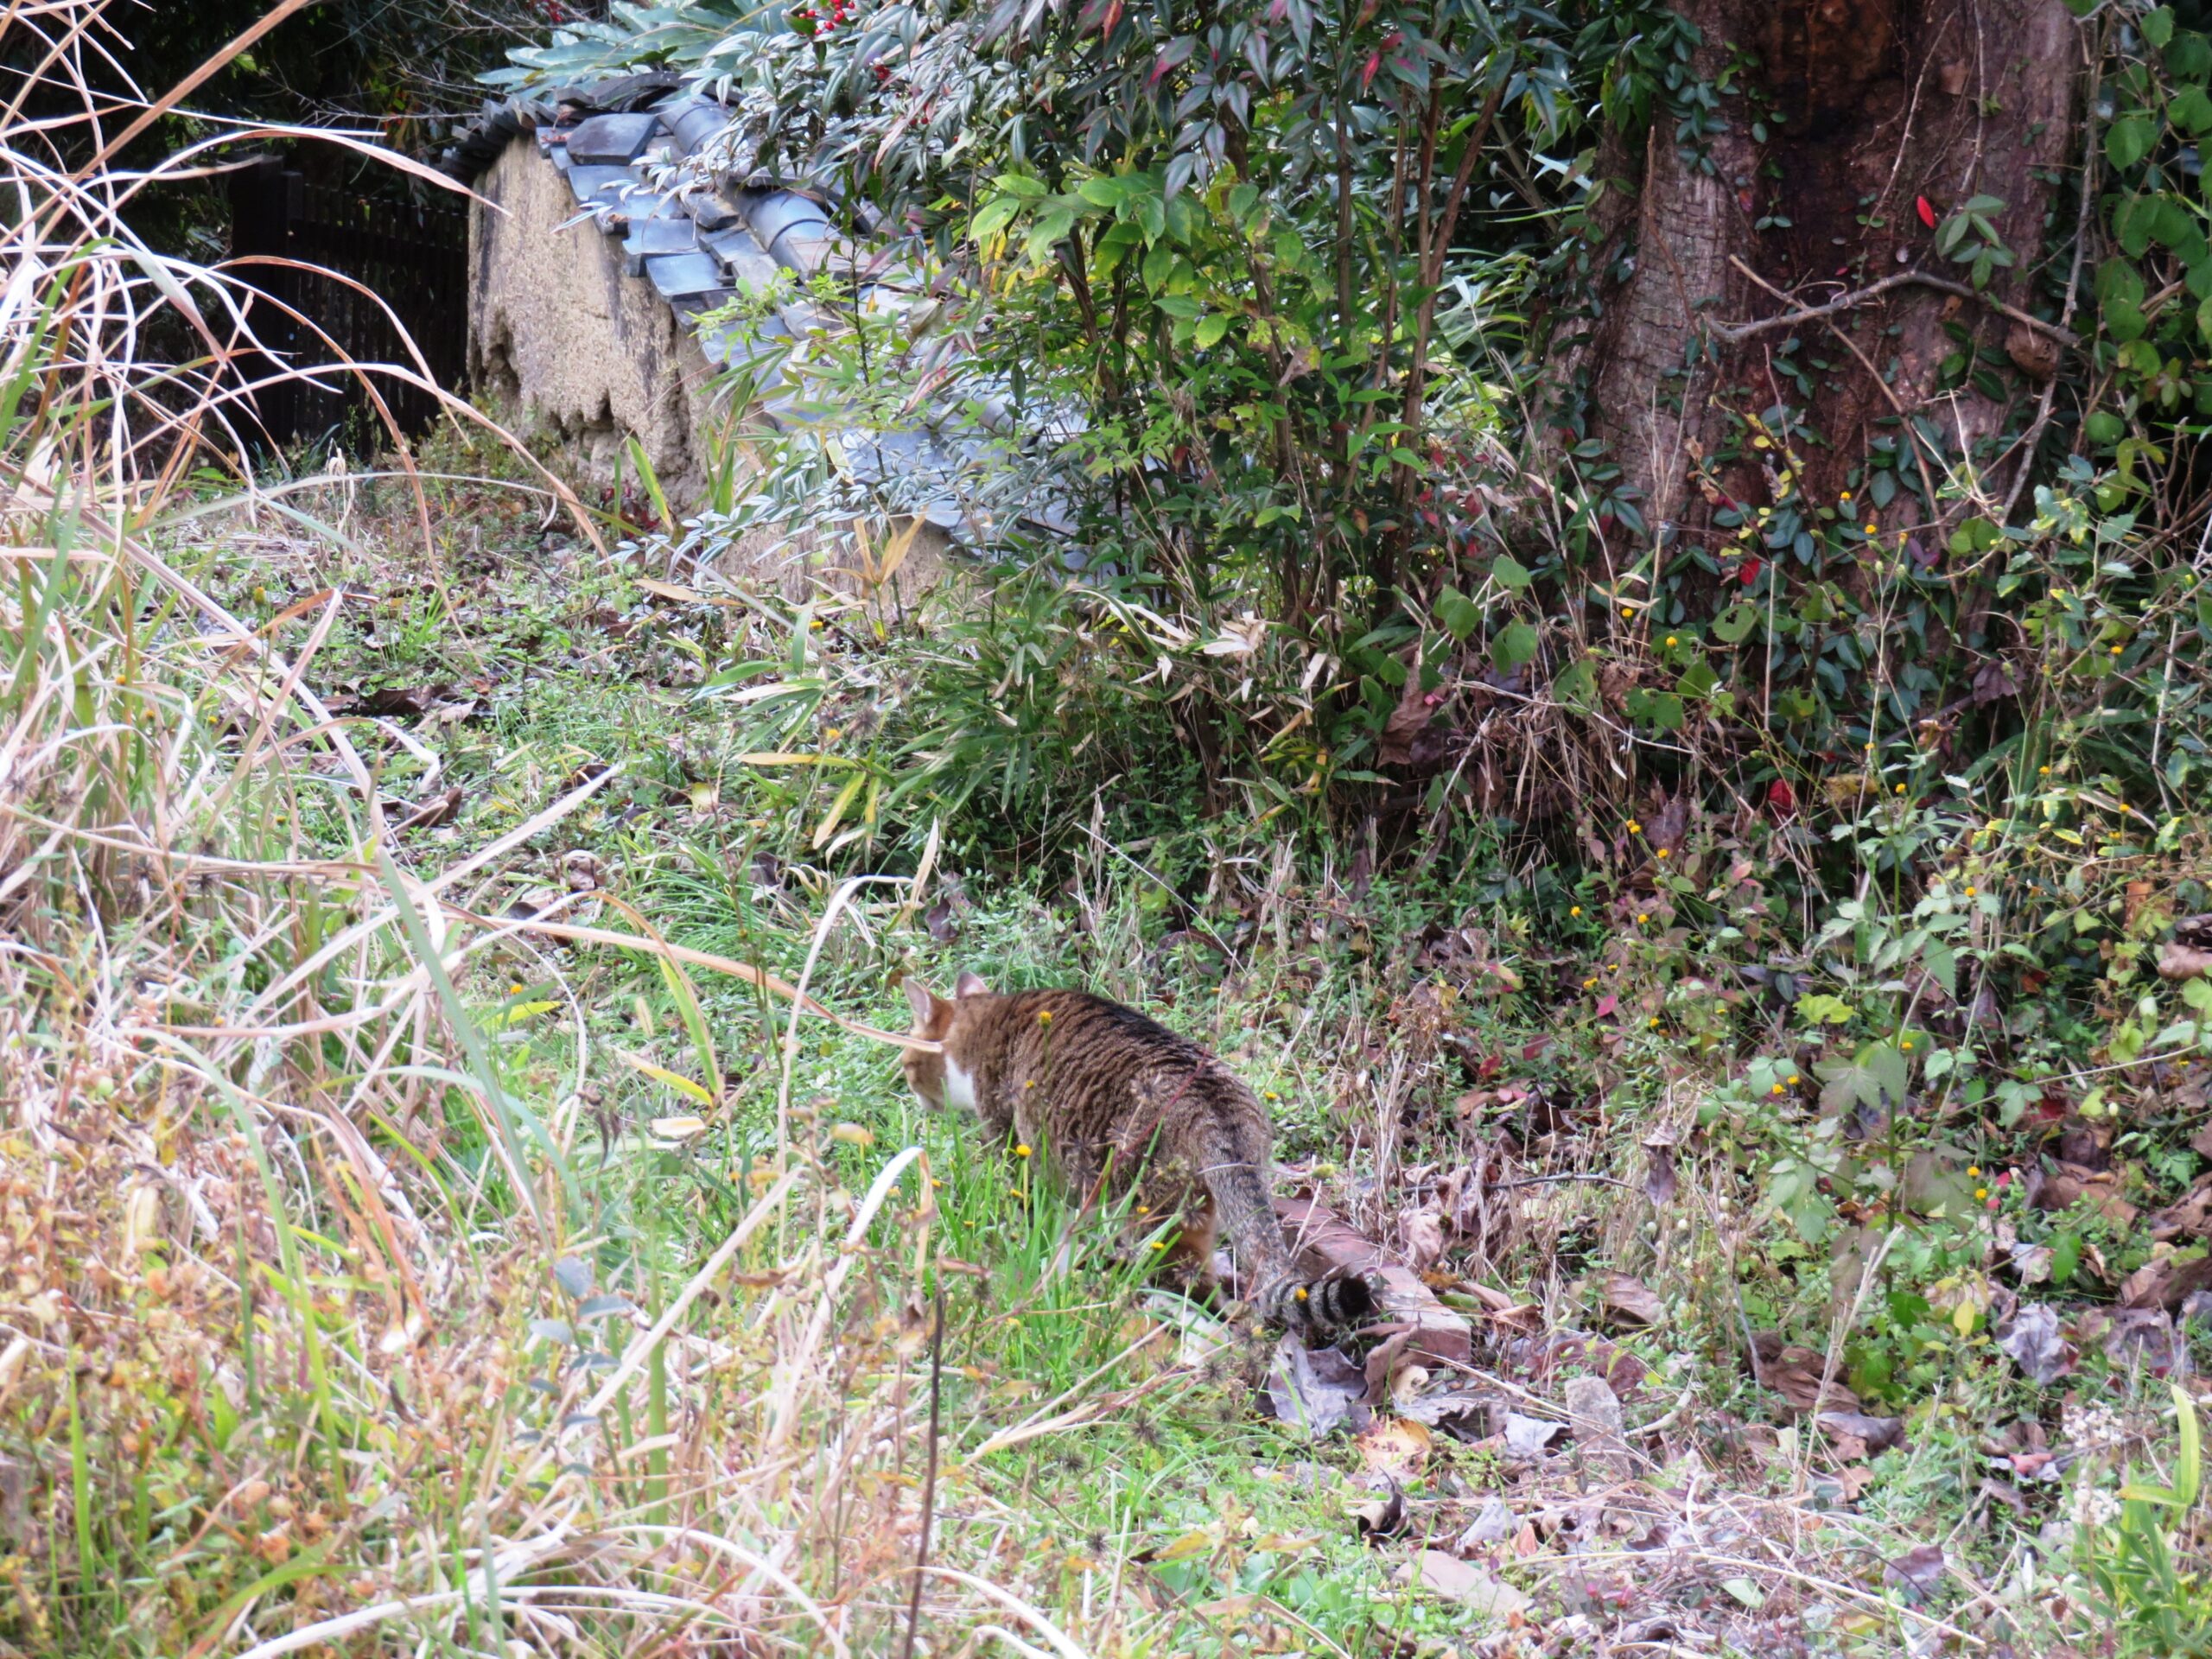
[791,0,855,35]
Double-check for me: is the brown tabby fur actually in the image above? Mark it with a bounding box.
[901,972,1372,1337]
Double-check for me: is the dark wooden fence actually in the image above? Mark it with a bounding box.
[227,156,468,450]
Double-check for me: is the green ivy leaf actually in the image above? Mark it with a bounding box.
[2172,83,2212,134]
[1491,620,1539,673]
[1434,587,1482,641]
[1491,553,1532,592]
[2145,5,2176,48]
[1712,601,1759,645]
[1552,658,1597,714]
[2107,116,2156,172]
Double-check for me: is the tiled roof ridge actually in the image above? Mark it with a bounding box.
[439,81,1078,544]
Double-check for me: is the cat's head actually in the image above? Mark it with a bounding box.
[900,970,989,1109]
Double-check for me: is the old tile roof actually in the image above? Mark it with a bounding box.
[438,83,1077,544]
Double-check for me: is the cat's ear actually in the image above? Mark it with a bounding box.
[954,969,990,999]
[903,977,940,1027]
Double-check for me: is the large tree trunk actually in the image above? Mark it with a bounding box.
[1570,0,2083,546]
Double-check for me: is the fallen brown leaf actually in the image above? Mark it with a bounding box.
[1596,1271,1663,1327]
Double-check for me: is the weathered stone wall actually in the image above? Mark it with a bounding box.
[467,137,724,500]
[464,134,950,609]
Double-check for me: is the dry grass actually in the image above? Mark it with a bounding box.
[0,9,1135,1654]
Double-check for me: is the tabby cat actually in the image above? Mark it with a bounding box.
[901,972,1372,1337]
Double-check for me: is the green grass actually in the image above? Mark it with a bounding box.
[3,414,2184,1658]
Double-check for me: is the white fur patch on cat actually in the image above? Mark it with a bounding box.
[943,1054,980,1114]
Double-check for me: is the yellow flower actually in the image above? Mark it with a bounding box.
[1894,784,1907,795]
[1294,1287,1310,1302]
[823,726,843,740]
[1665,635,1679,647]
[1037,1009,1052,1026]
[2110,644,2124,657]
[1771,1084,1785,1096]
[1607,963,1620,973]
[1264,1090,1280,1101]
[2039,765,2051,775]
[1901,1039,1914,1052]
[1788,1075,1800,1085]
[1864,523,1878,536]
[1975,1187,1989,1201]
[1583,977,1599,988]
[1635,912,1649,925]
[1649,1016,1662,1028]
[1015,1143,1033,1157]
[1865,741,1877,752]
[1967,1166,1980,1178]
[1965,885,1977,897]
[1620,604,1636,617]
[1840,491,1853,503]
[1570,906,1583,918]
[1627,819,1643,834]
[1656,848,1671,859]
[1150,1239,1167,1252]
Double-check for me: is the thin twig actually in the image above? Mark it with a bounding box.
[1709,262,2079,348]
[896,1287,944,1659]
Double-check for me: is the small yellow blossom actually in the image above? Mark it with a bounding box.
[1967,1166,1981,1178]
[1583,977,1599,988]
[1771,1084,1785,1096]
[1628,819,1643,834]
[1965,885,1977,897]
[1901,1039,1914,1052]
[1037,1009,1052,1026]
[1150,1240,1167,1252]
[1975,1187,1989,1200]
[1571,906,1583,917]
[1788,1075,1800,1086]
[1894,784,1907,795]
[1840,491,1853,503]
[2039,765,2051,775]
[1656,848,1671,859]
[1864,523,1878,536]
[1665,635,1679,647]
[1636,912,1649,925]
[1015,1143,1033,1158]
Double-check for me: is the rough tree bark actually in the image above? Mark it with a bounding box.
[1562,0,2086,547]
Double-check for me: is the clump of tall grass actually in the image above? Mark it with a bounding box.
[0,7,1144,1654]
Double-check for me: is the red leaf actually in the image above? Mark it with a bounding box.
[1766,779,1796,818]
[1916,195,1937,228]
[1738,557,1764,587]
[1361,49,1382,88]
[1594,994,1618,1019]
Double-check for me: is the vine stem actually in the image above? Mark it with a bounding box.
[1708,264,2079,349]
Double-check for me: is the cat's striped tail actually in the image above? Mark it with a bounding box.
[1207,1156,1376,1339]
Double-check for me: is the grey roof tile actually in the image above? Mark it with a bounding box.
[703,226,781,289]
[669,283,740,321]
[566,111,662,166]
[565,163,634,209]
[623,216,700,276]
[767,228,836,275]
[741,191,834,248]
[663,99,731,156]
